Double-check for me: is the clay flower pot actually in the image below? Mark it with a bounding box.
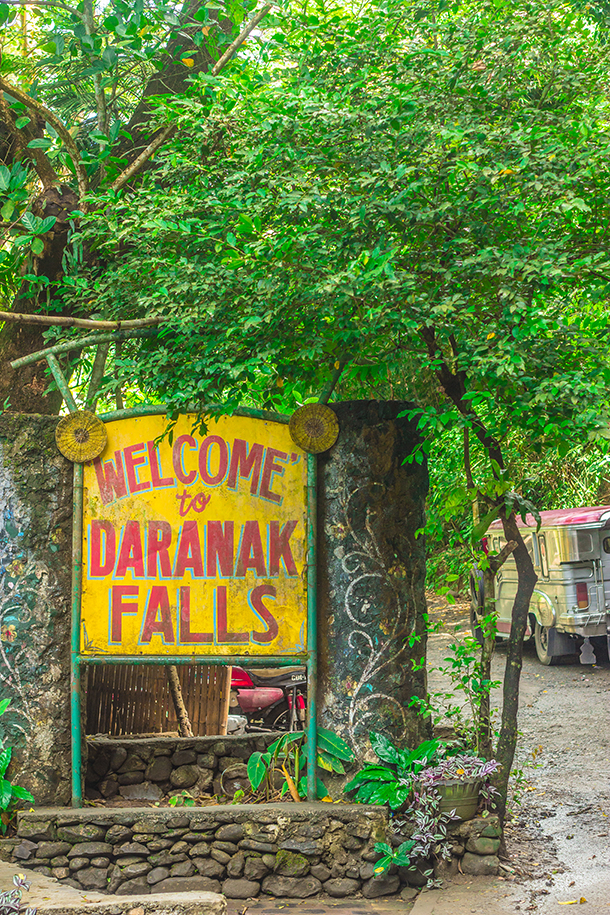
[435,778,482,821]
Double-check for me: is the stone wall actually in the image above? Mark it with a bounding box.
[0,414,72,806]
[8,806,502,901]
[86,735,277,803]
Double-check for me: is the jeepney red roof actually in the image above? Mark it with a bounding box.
[489,505,610,530]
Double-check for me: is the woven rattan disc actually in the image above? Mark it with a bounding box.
[55,411,107,463]
[289,404,339,454]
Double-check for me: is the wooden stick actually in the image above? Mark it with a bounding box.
[165,665,194,738]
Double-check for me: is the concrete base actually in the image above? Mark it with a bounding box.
[0,862,226,915]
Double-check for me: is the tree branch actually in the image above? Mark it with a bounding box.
[0,310,164,329]
[0,77,88,200]
[110,4,273,192]
[0,0,82,15]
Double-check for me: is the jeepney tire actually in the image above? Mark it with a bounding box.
[534,620,559,666]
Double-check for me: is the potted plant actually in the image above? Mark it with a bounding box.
[416,754,500,820]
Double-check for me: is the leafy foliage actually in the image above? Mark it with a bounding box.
[0,701,34,834]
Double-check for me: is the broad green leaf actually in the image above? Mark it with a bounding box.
[247,752,267,791]
[0,779,12,810]
[0,699,10,716]
[317,727,353,762]
[0,748,11,778]
[10,785,34,802]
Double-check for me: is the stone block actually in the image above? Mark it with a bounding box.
[274,849,308,877]
[68,842,112,858]
[13,840,38,861]
[362,874,401,898]
[310,863,331,882]
[240,839,276,854]
[244,857,270,881]
[152,876,220,893]
[466,836,501,856]
[50,856,69,867]
[170,860,195,878]
[118,782,162,801]
[172,749,197,766]
[325,878,360,897]
[262,874,322,897]
[115,876,151,895]
[217,825,245,843]
[36,841,71,859]
[110,747,128,770]
[147,866,171,884]
[189,842,210,857]
[461,852,499,876]
[77,867,109,890]
[197,754,215,769]
[211,848,231,865]
[170,766,199,789]
[222,878,260,899]
[279,838,323,856]
[117,754,146,774]
[117,772,144,786]
[227,851,245,877]
[401,886,419,901]
[147,838,174,851]
[133,820,168,835]
[115,842,149,857]
[99,779,119,799]
[18,821,56,842]
[120,861,151,879]
[32,867,52,877]
[68,858,89,871]
[145,757,173,782]
[212,840,238,854]
[52,867,70,880]
[196,858,225,879]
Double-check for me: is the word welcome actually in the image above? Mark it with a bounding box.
[110,583,280,646]
[94,435,300,506]
[89,519,299,580]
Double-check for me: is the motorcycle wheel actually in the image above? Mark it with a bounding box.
[263,701,304,732]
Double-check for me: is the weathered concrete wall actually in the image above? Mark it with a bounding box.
[317,401,429,762]
[0,414,73,805]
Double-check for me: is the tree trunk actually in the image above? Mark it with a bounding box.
[165,665,194,738]
[317,400,430,765]
[493,511,537,819]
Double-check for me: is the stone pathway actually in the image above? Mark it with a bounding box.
[225,897,412,915]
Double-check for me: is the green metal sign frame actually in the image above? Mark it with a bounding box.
[69,404,318,807]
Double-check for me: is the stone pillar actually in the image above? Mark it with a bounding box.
[317,401,429,763]
[0,414,72,804]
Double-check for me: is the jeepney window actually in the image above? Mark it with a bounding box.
[577,530,594,556]
[603,537,610,554]
[539,534,549,578]
[524,534,535,565]
[532,534,541,568]
[492,538,500,553]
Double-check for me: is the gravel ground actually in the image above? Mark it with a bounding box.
[426,593,610,913]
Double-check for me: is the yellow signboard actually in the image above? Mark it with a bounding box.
[81,413,308,657]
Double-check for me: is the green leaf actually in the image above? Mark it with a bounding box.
[369,732,401,765]
[0,699,10,716]
[15,117,30,129]
[31,238,44,255]
[0,779,12,810]
[10,785,34,802]
[1,200,13,221]
[26,138,52,150]
[317,727,353,762]
[344,766,397,792]
[471,505,502,543]
[247,752,267,791]
[0,748,11,778]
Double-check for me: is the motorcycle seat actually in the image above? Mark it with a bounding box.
[248,667,307,687]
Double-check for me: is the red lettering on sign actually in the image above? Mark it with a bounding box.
[199,435,228,486]
[215,585,248,643]
[173,435,197,485]
[111,585,138,642]
[269,521,298,576]
[259,448,287,503]
[235,520,266,577]
[174,520,204,577]
[176,489,211,517]
[116,521,144,578]
[206,521,234,577]
[227,439,264,494]
[147,441,174,487]
[90,520,115,576]
[179,586,213,643]
[124,442,151,494]
[94,451,127,505]
[147,521,172,577]
[141,586,175,644]
[250,585,279,643]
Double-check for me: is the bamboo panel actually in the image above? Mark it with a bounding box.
[85,664,230,737]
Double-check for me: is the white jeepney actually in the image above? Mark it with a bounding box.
[470,506,610,666]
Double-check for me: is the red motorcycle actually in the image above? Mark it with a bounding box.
[229,666,307,732]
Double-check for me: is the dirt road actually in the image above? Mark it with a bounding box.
[426,595,610,912]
